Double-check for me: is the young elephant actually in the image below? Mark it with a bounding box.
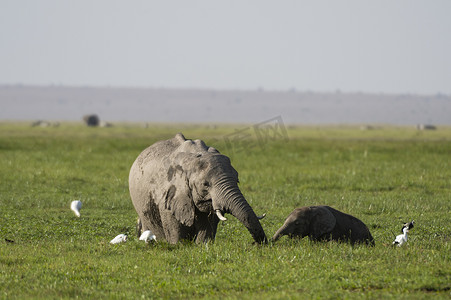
[272,206,375,245]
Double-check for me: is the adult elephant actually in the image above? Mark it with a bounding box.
[129,133,267,244]
[272,206,374,245]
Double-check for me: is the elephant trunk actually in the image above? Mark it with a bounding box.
[272,225,287,241]
[212,177,267,244]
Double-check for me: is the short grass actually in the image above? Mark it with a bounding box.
[1,122,450,299]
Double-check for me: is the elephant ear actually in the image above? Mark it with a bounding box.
[311,206,336,239]
[160,167,195,227]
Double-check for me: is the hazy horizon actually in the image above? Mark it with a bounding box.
[2,85,450,125]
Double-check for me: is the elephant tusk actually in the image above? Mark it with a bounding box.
[257,213,266,220]
[215,210,227,221]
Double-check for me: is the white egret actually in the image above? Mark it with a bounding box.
[139,230,157,243]
[70,200,82,217]
[110,234,127,244]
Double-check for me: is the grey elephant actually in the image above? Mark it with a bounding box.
[272,206,375,245]
[129,133,267,244]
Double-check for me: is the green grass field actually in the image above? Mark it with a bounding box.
[1,122,450,299]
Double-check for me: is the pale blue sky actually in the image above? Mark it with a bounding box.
[1,1,450,94]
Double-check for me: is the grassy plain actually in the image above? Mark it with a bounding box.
[1,122,450,299]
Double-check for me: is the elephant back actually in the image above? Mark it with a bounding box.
[131,133,224,184]
[177,136,220,156]
[133,133,187,167]
[324,206,374,245]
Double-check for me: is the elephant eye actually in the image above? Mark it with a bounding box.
[203,181,210,188]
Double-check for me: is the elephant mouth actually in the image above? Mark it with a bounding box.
[196,198,213,212]
[198,198,212,204]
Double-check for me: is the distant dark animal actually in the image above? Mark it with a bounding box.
[416,124,436,130]
[83,114,100,127]
[31,120,60,127]
[272,206,375,245]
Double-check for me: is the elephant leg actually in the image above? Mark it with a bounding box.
[141,203,166,241]
[310,232,332,242]
[136,218,142,238]
[194,212,219,243]
[160,210,194,244]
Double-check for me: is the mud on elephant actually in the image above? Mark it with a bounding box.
[272,206,375,245]
[129,133,267,244]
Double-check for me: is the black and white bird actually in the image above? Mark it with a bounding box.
[139,230,157,243]
[393,220,414,247]
[110,234,127,244]
[403,220,415,231]
[70,200,82,217]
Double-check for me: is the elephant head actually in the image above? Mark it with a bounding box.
[129,133,267,244]
[272,206,335,241]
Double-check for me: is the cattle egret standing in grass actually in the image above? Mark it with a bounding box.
[110,234,127,244]
[70,200,82,217]
[139,230,156,243]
